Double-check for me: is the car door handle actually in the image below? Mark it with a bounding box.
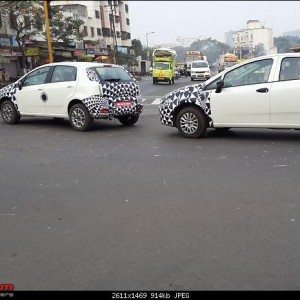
[67,86,74,88]
[256,88,269,93]
[38,88,43,91]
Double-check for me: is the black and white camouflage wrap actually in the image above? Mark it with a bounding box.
[158,83,213,127]
[0,82,19,111]
[83,68,143,119]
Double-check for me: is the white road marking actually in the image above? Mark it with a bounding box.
[152,98,162,105]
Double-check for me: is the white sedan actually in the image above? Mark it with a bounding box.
[159,53,300,138]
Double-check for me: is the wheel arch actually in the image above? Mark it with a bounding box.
[0,96,12,106]
[67,99,84,114]
[172,102,208,127]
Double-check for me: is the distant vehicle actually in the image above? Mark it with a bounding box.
[190,60,210,81]
[159,53,300,138]
[133,59,151,76]
[218,53,238,72]
[152,48,177,85]
[177,62,187,77]
[0,62,143,131]
[185,51,206,76]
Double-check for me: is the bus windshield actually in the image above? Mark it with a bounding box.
[153,62,170,70]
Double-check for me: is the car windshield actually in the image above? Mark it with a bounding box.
[153,62,170,70]
[92,67,133,82]
[192,62,208,68]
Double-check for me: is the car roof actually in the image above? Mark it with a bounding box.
[41,62,123,68]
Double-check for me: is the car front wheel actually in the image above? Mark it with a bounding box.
[176,107,207,138]
[0,100,20,124]
[69,103,94,131]
[118,114,139,126]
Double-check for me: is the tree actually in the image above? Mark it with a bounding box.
[47,5,87,45]
[252,43,265,57]
[274,36,300,53]
[0,1,44,74]
[189,38,231,64]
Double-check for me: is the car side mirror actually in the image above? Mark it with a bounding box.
[17,80,23,90]
[215,80,224,93]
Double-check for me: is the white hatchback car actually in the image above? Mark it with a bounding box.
[159,53,300,138]
[0,62,143,131]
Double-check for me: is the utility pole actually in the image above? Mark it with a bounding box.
[43,0,54,63]
[109,1,118,64]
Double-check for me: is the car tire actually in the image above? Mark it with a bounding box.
[0,100,20,124]
[153,78,156,85]
[176,107,207,139]
[118,114,139,126]
[172,78,175,84]
[69,103,94,131]
[191,78,194,81]
[169,80,172,85]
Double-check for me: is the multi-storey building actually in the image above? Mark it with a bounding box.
[51,0,132,61]
[224,30,237,48]
[232,20,277,58]
[0,1,132,76]
[0,13,23,76]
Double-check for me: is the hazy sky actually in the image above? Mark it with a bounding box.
[128,1,300,46]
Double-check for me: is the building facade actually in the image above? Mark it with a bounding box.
[51,0,132,62]
[232,20,277,58]
[0,1,132,76]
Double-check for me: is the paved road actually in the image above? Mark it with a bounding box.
[0,76,300,290]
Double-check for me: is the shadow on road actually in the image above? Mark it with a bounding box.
[165,128,300,142]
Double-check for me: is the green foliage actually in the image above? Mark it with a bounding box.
[274,36,300,53]
[189,37,231,64]
[252,43,265,57]
[48,5,87,44]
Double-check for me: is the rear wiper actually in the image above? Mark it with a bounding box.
[104,78,121,82]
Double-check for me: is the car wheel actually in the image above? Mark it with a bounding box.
[153,78,156,85]
[0,100,20,124]
[176,107,207,138]
[118,114,139,126]
[172,78,175,84]
[191,78,194,81]
[69,103,94,131]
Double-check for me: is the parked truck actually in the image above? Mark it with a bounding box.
[218,53,238,72]
[185,51,206,76]
[152,48,177,85]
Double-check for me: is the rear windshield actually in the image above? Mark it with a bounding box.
[192,62,208,68]
[91,67,133,82]
[153,62,170,70]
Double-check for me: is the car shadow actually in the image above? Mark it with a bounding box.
[166,128,300,142]
[9,118,138,132]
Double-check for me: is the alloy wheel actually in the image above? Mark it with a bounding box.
[179,112,199,134]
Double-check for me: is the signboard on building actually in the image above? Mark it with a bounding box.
[11,50,22,56]
[117,46,128,54]
[0,38,10,47]
[0,54,10,63]
[61,51,72,58]
[99,39,107,49]
[25,47,40,56]
[0,49,12,56]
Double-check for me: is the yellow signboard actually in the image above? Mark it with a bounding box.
[25,47,40,56]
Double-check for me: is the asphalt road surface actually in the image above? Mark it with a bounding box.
[0,76,300,290]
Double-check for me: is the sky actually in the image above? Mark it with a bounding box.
[128,0,300,46]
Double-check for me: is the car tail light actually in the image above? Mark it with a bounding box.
[100,107,109,114]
